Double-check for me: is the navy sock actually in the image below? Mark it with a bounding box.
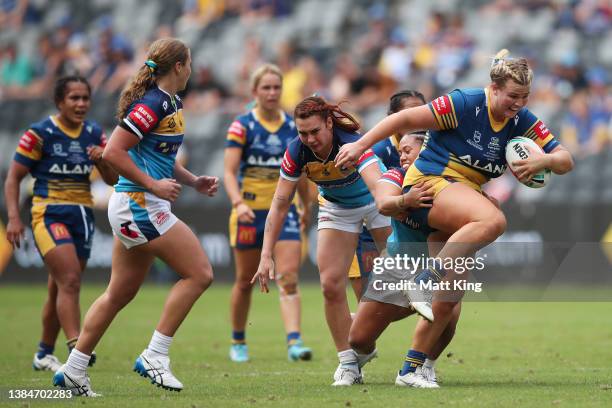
[399,349,427,376]
[37,342,54,359]
[232,331,245,344]
[287,331,301,345]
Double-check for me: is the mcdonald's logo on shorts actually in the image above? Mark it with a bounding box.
[50,223,71,240]
[237,225,257,245]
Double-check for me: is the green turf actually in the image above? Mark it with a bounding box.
[1,284,611,407]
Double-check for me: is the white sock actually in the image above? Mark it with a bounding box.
[65,348,90,375]
[338,349,357,366]
[147,330,173,356]
[423,358,437,369]
[356,348,377,367]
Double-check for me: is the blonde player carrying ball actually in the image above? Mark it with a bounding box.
[336,49,574,387]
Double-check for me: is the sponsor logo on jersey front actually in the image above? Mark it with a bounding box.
[49,163,94,175]
[247,155,282,167]
[483,136,502,161]
[69,141,83,153]
[458,154,506,175]
[155,141,181,154]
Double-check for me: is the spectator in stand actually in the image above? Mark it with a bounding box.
[560,90,610,157]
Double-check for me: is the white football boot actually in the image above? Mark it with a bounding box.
[332,363,363,386]
[53,365,100,397]
[33,353,62,372]
[133,350,183,391]
[395,366,439,388]
[422,365,438,385]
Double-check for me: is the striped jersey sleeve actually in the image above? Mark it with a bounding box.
[428,90,465,131]
[378,167,405,188]
[515,109,560,153]
[355,149,379,173]
[14,128,44,168]
[280,140,303,181]
[225,119,247,148]
[121,94,162,139]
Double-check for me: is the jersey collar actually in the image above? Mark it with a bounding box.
[485,87,510,133]
[50,115,82,139]
[252,108,285,134]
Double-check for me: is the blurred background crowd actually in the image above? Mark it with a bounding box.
[0,0,610,209]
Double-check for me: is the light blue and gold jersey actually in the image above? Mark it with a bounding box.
[406,88,560,189]
[117,86,184,192]
[280,128,381,208]
[379,167,428,251]
[13,115,107,207]
[225,109,297,210]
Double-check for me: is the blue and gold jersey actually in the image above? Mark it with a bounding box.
[13,115,107,206]
[280,128,380,208]
[225,110,297,210]
[408,88,560,188]
[117,86,184,192]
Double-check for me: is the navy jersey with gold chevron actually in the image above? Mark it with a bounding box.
[13,115,107,207]
[117,86,184,192]
[225,110,297,210]
[413,87,560,187]
[280,128,380,208]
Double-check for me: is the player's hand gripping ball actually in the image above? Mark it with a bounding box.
[505,136,551,188]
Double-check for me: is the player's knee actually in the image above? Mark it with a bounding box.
[482,212,506,240]
[235,277,254,292]
[193,264,214,293]
[277,272,298,295]
[57,274,81,295]
[320,277,344,301]
[106,288,138,309]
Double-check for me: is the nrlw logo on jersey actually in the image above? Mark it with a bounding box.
[48,163,94,175]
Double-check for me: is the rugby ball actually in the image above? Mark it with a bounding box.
[505,136,551,188]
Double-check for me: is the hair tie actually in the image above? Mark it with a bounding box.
[491,57,504,68]
[144,60,158,74]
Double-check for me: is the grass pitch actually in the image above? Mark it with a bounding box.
[1,284,611,407]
